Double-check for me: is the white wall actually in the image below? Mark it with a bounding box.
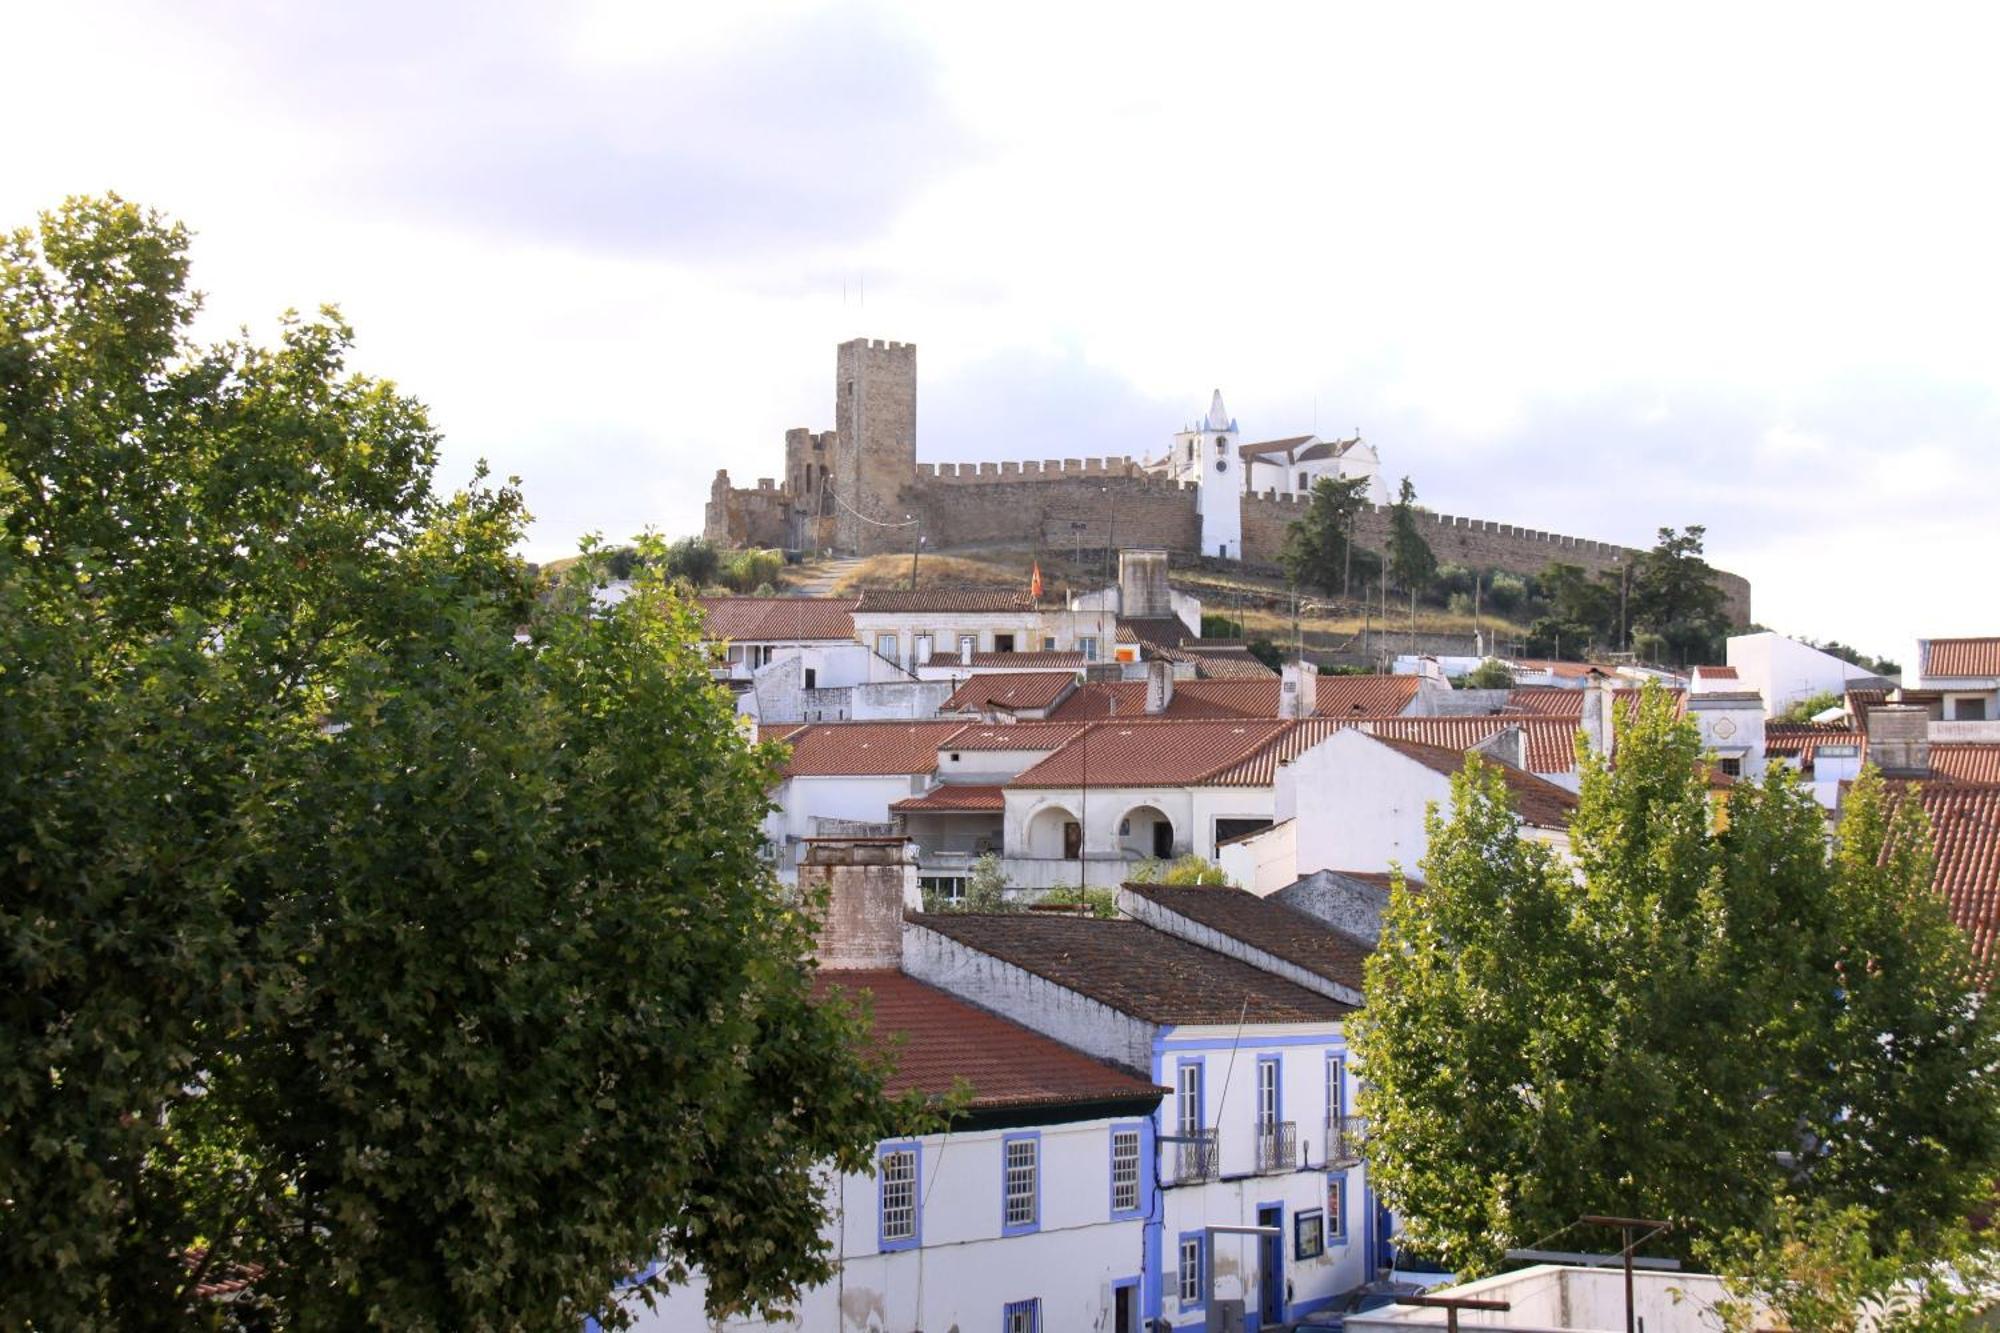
[1727,631,1878,718]
[629,1118,1153,1333]
[771,774,926,876]
[1282,731,1447,878]
[1218,819,1297,896]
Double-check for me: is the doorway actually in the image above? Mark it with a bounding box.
[1151,820,1173,858]
[1112,1279,1138,1333]
[1258,1204,1283,1326]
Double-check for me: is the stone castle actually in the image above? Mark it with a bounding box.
[705,338,1751,623]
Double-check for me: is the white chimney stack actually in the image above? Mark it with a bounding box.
[1281,660,1319,720]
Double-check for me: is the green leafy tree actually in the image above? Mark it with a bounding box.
[1459,658,1514,689]
[1779,689,1844,723]
[1351,687,2000,1274]
[1281,474,1374,598]
[0,197,916,1329]
[1630,524,1729,664]
[662,535,719,587]
[1245,636,1283,671]
[1130,853,1230,886]
[1386,477,1437,620]
[1038,885,1120,918]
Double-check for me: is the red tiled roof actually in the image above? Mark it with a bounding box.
[1237,435,1315,459]
[1371,737,1579,830]
[1012,719,1291,787]
[1505,686,1684,719]
[1119,617,1195,650]
[908,915,1356,1024]
[698,596,857,642]
[943,671,1077,713]
[1362,716,1583,775]
[1046,675,1416,721]
[890,784,1006,813]
[1125,883,1372,992]
[855,587,1036,614]
[1926,638,2000,678]
[940,722,1089,752]
[1764,723,1864,768]
[813,970,1166,1109]
[1902,784,2000,967]
[1205,719,1348,786]
[1694,665,1739,679]
[1934,745,2000,785]
[1183,649,1279,680]
[779,721,969,777]
[926,651,1087,669]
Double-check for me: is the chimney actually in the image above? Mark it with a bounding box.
[1281,660,1319,719]
[1118,548,1172,620]
[799,837,921,970]
[1473,724,1527,771]
[1581,669,1614,759]
[1866,704,1931,779]
[960,637,973,667]
[1145,656,1176,714]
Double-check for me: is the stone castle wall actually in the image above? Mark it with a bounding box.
[905,471,1200,554]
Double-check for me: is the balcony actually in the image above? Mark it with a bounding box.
[1256,1120,1298,1173]
[1326,1115,1366,1168]
[1173,1128,1218,1184]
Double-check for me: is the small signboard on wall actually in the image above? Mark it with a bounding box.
[1294,1208,1325,1260]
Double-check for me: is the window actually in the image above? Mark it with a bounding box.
[1257,1056,1280,1131]
[995,633,1016,653]
[1004,1299,1040,1333]
[919,874,966,903]
[1043,635,1058,651]
[958,634,976,660]
[1110,1126,1142,1215]
[1718,755,1743,777]
[1003,1134,1039,1233]
[875,632,898,660]
[1177,1061,1203,1136]
[1299,472,1309,491]
[1327,1175,1346,1241]
[1958,697,1990,721]
[803,667,817,690]
[1178,1234,1205,1307]
[1327,1055,1345,1122]
[878,1146,918,1248]
[1080,635,1099,661]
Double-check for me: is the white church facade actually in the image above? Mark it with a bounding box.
[1149,390,1389,560]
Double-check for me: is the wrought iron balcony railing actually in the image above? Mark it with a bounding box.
[1173,1128,1219,1183]
[1256,1120,1298,1173]
[1326,1114,1367,1167]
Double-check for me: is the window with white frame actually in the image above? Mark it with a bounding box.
[1177,1062,1203,1136]
[879,1148,916,1243]
[1111,1128,1141,1213]
[1327,1055,1345,1121]
[1080,635,1099,661]
[1179,1235,1204,1304]
[1257,1057,1279,1131]
[918,874,966,903]
[1004,1137,1038,1228]
[875,632,897,660]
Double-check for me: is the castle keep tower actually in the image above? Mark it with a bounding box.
[832,338,917,555]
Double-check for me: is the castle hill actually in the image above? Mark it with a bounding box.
[7,8,1999,1333]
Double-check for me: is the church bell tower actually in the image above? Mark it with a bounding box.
[1181,390,1243,560]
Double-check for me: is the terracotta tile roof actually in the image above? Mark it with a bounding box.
[1012,719,1291,787]
[890,784,1006,813]
[1124,883,1372,992]
[1694,665,1739,679]
[1046,675,1416,721]
[1933,745,2000,785]
[1205,719,1348,786]
[1315,674,1422,716]
[926,651,1087,669]
[1237,435,1315,459]
[1504,686,1684,718]
[1362,716,1583,775]
[854,587,1036,614]
[1184,649,1279,680]
[698,596,857,642]
[779,721,969,777]
[939,723,1089,754]
[1899,784,2000,967]
[1372,736,1579,829]
[813,970,1166,1110]
[909,915,1356,1024]
[1926,638,2000,678]
[1119,617,1195,650]
[943,671,1077,713]
[1764,722,1864,768]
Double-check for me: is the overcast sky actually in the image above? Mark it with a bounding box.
[8,1,1998,660]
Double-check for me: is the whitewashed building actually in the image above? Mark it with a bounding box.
[1726,630,1888,718]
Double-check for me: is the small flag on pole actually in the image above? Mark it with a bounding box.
[1030,561,1044,600]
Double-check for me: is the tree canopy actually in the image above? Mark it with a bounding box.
[1351,687,2000,1274]
[1,196,915,1329]
[1630,524,1729,664]
[1385,475,1437,602]
[1280,473,1375,598]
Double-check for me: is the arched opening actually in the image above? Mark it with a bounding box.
[1026,804,1082,860]
[1118,804,1175,860]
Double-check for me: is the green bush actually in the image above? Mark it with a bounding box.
[1130,853,1230,886]
[663,536,719,587]
[720,548,783,593]
[1461,658,1515,689]
[1485,571,1527,615]
[1039,885,1119,918]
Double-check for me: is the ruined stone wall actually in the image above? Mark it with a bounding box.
[702,471,790,550]
[907,470,1200,555]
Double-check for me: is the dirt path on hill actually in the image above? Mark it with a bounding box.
[788,558,866,596]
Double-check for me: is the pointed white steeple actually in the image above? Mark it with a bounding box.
[1205,389,1232,433]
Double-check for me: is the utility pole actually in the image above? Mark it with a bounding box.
[1580,1215,1672,1333]
[907,515,921,590]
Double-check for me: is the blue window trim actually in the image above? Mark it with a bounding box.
[1001,1130,1042,1236]
[1002,1296,1040,1332]
[1174,1056,1205,1134]
[1327,1170,1350,1245]
[877,1140,921,1253]
[1177,1230,1207,1312]
[1108,1120,1148,1220]
[1256,1053,1283,1129]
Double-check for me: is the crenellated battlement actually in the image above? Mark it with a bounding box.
[915,455,1148,482]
